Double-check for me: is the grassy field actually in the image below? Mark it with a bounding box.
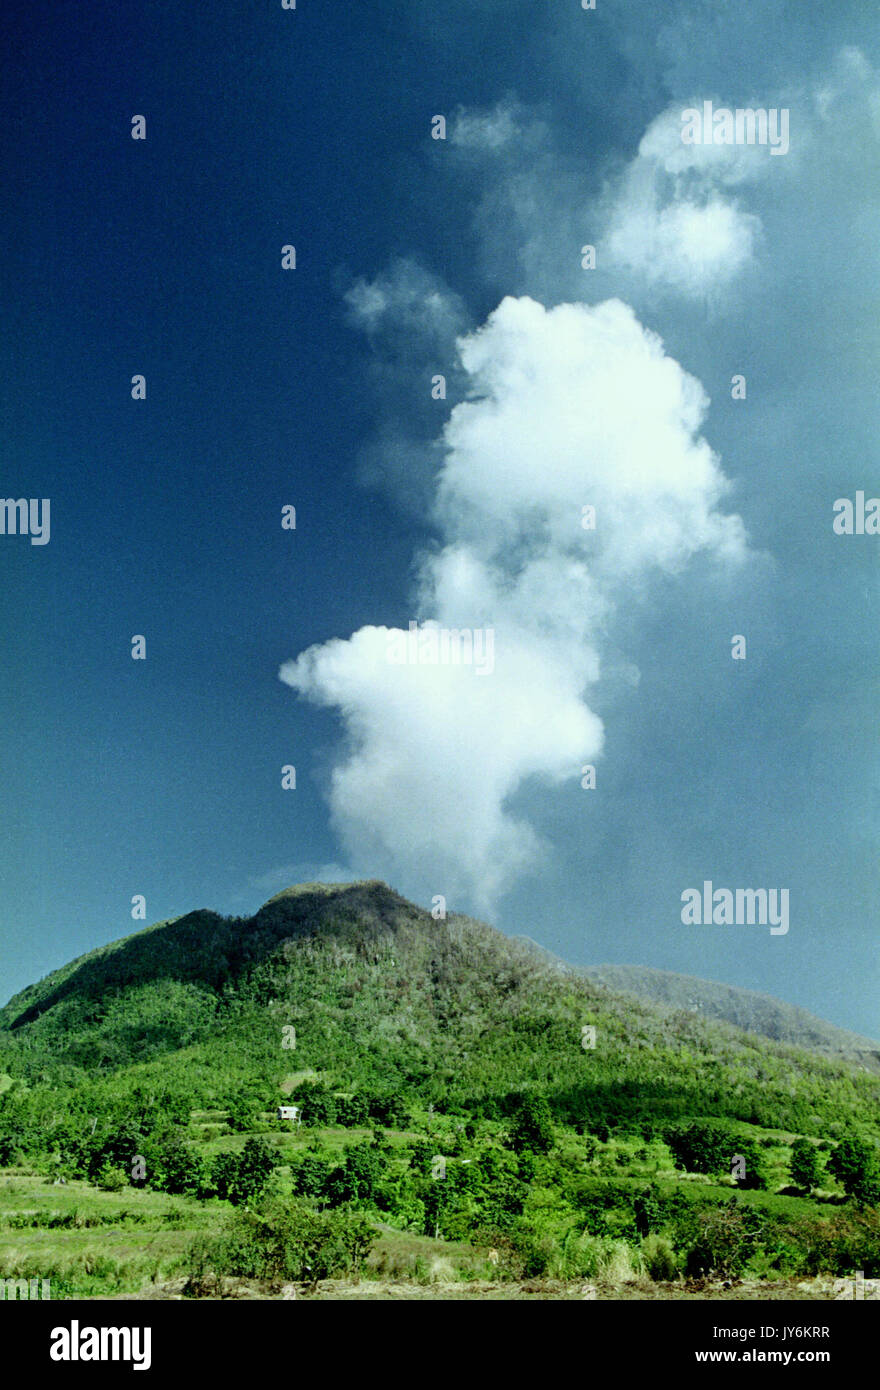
[0,1170,221,1298]
[0,1167,853,1302]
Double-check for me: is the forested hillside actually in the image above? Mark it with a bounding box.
[582,965,880,1070]
[1,882,878,1297]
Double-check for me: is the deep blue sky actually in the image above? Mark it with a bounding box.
[1,1,877,1037]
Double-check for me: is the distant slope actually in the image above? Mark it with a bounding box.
[583,964,880,1070]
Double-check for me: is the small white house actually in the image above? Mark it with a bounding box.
[277,1105,301,1124]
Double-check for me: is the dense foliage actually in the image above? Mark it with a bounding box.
[1,882,878,1290]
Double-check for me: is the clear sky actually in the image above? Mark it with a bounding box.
[1,0,878,1037]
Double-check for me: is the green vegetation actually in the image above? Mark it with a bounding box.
[1,881,878,1298]
[583,965,880,1068]
[789,1137,824,1195]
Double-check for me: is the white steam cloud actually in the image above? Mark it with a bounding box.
[281,296,747,912]
[603,105,767,295]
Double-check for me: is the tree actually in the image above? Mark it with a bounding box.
[235,1137,275,1203]
[635,1185,663,1236]
[226,1093,254,1132]
[292,1080,337,1126]
[730,1136,769,1191]
[150,1133,206,1195]
[517,1149,536,1184]
[343,1142,385,1201]
[409,1140,434,1177]
[789,1138,822,1194]
[828,1137,880,1204]
[323,1142,386,1205]
[665,1122,747,1179]
[212,1151,241,1203]
[336,1094,369,1127]
[213,1137,275,1205]
[365,1091,410,1129]
[509,1096,554,1154]
[422,1172,452,1238]
[290,1152,331,1197]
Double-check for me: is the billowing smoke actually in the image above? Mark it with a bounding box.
[281,295,746,912]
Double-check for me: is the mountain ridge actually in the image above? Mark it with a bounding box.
[581,963,879,1070]
[1,881,875,1074]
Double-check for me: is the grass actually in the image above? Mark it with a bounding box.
[0,1172,221,1298]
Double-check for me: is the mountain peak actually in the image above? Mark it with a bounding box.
[2,882,874,1073]
[261,879,399,910]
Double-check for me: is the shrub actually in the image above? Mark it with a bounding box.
[552,1230,604,1279]
[785,1206,880,1277]
[684,1200,753,1278]
[183,1236,222,1297]
[600,1239,642,1284]
[641,1234,680,1281]
[206,1198,376,1284]
[95,1164,127,1192]
[515,1231,557,1278]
